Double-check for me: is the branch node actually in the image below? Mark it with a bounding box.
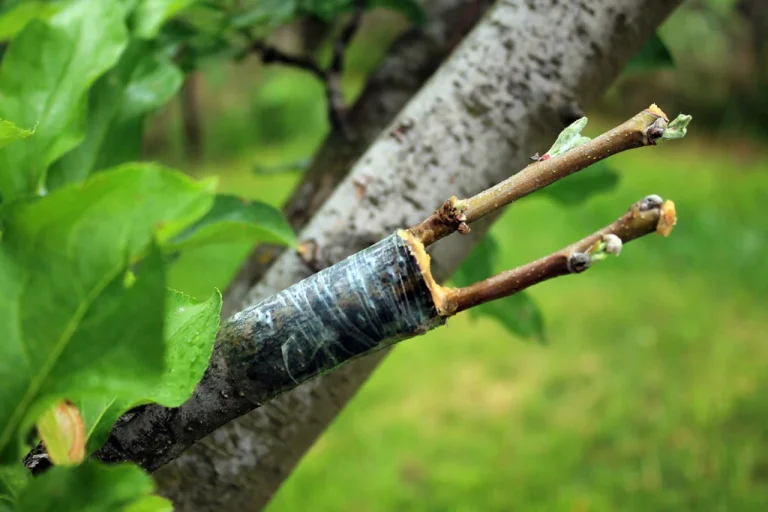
[639,194,664,211]
[657,200,677,237]
[567,252,591,273]
[644,117,667,145]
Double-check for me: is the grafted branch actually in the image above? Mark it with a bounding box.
[446,196,676,314]
[81,103,689,476]
[410,106,671,246]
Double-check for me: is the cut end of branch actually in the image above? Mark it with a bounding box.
[656,200,677,236]
[646,103,669,121]
[398,230,458,316]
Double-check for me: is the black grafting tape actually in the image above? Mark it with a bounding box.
[221,232,444,404]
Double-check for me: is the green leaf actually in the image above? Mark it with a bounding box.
[48,42,184,189]
[78,289,222,453]
[134,0,200,39]
[0,0,129,201]
[13,462,155,511]
[624,32,674,74]
[542,117,590,159]
[0,1,62,41]
[539,162,620,206]
[452,234,546,342]
[0,119,33,151]
[167,194,297,252]
[0,164,214,462]
[123,495,174,512]
[158,289,222,404]
[661,113,693,141]
[168,240,254,300]
[78,396,130,454]
[0,463,28,505]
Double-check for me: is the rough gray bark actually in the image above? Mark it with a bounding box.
[92,0,683,509]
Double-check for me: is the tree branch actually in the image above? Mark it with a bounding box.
[410,107,670,245]
[447,196,676,313]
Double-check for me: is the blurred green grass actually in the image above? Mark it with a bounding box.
[166,109,768,509]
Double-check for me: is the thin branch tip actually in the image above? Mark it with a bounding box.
[409,105,690,246]
[443,195,677,315]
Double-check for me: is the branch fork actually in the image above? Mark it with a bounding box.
[240,4,365,136]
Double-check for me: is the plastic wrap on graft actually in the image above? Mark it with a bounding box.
[221,231,445,404]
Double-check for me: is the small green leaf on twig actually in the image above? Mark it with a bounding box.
[661,114,692,141]
[539,117,590,160]
[586,233,624,263]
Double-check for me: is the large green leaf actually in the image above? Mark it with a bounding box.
[12,462,155,511]
[0,0,128,201]
[79,289,222,453]
[452,234,546,343]
[539,162,620,206]
[48,42,184,189]
[0,164,215,462]
[624,32,674,74]
[168,240,254,300]
[167,194,297,251]
[0,1,62,41]
[0,464,28,506]
[134,0,200,38]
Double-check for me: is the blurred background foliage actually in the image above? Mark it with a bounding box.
[3,0,766,509]
[146,0,767,510]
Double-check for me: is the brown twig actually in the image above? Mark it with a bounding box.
[324,2,363,136]
[442,195,677,314]
[250,40,326,78]
[409,105,671,246]
[242,2,364,136]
